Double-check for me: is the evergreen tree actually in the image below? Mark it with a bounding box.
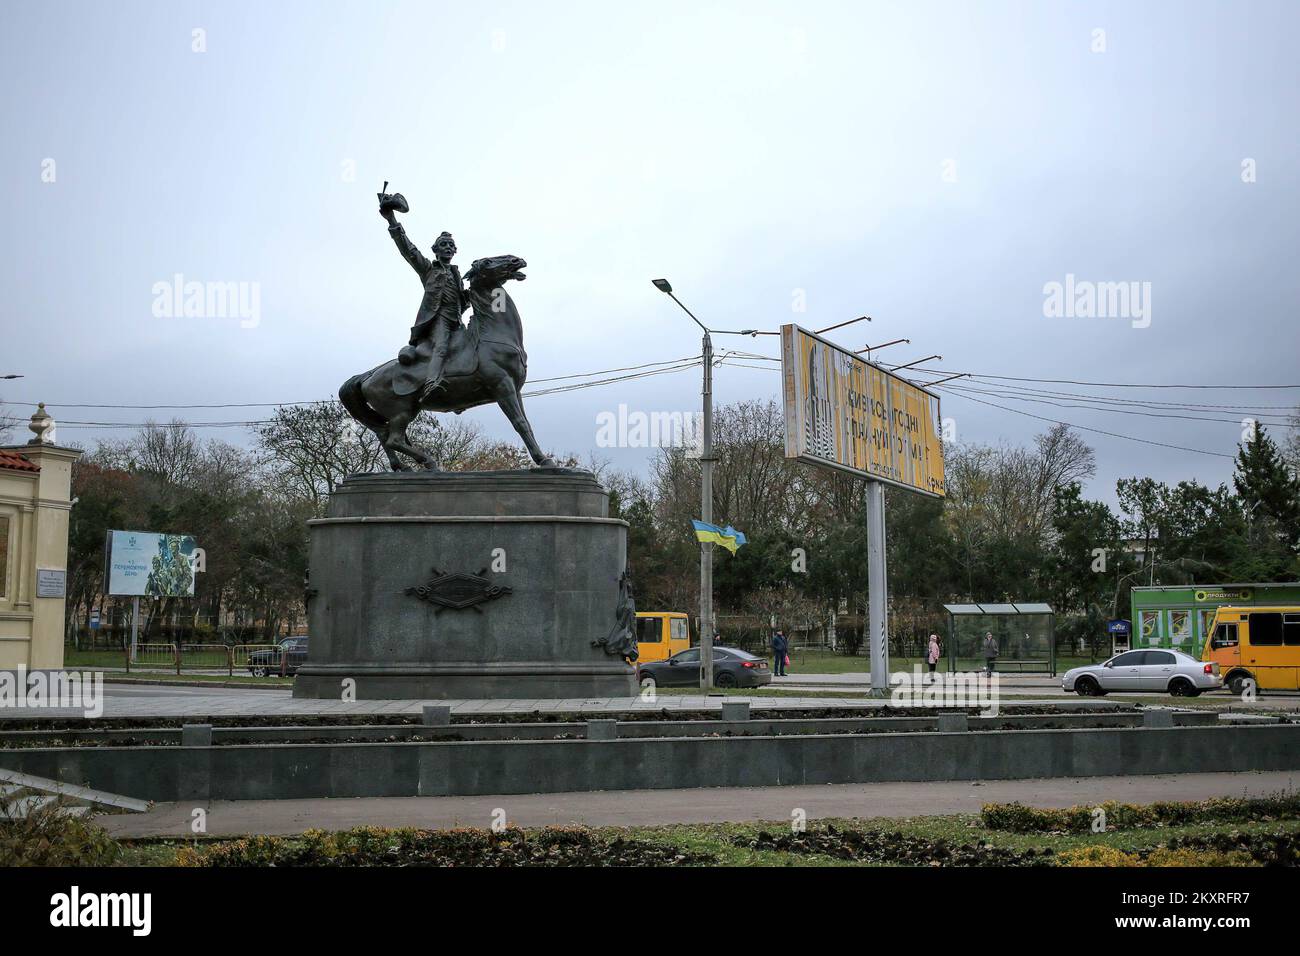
[1233,422,1300,555]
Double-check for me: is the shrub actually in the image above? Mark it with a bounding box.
[1056,846,1139,867]
[0,792,120,867]
[982,793,1300,834]
[738,825,1054,866]
[1057,842,1265,867]
[1143,847,1257,867]
[1167,830,1300,866]
[177,825,713,867]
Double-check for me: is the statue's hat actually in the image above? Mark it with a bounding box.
[378,192,409,214]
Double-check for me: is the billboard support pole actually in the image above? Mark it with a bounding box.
[130,596,140,663]
[866,480,889,694]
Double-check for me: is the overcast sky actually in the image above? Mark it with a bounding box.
[3,0,1297,505]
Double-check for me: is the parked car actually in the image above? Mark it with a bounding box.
[247,637,309,677]
[1061,649,1221,697]
[636,645,772,689]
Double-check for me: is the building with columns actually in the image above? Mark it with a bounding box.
[0,404,82,669]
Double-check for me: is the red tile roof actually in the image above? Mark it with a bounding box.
[0,450,39,473]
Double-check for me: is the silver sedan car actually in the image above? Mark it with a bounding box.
[1062,649,1222,697]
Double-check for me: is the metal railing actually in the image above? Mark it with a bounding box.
[124,642,289,677]
[128,643,181,673]
[232,644,284,677]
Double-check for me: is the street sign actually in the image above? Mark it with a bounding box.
[1108,618,1132,653]
[780,324,945,497]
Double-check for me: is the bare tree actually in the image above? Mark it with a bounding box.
[0,396,19,444]
[133,420,203,488]
[254,403,388,508]
[942,442,997,595]
[1028,424,1097,538]
[940,426,1095,596]
[651,398,813,536]
[253,402,542,509]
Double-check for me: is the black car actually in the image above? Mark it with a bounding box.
[247,637,309,677]
[637,645,772,689]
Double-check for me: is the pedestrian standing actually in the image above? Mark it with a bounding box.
[982,631,998,676]
[926,633,941,682]
[772,629,789,677]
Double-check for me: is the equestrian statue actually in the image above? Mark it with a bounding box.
[338,184,557,471]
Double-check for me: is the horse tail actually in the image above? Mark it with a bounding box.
[339,372,387,435]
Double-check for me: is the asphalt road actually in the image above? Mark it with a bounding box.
[7,677,1294,720]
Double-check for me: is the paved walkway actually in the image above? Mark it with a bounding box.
[100,770,1300,838]
[776,671,1060,687]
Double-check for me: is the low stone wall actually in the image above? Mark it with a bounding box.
[0,724,1294,802]
[0,710,1218,748]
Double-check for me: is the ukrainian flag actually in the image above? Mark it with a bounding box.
[692,520,748,554]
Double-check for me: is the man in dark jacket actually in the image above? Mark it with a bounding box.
[381,205,468,401]
[982,632,999,676]
[771,629,789,677]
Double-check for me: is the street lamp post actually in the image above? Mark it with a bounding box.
[653,279,715,691]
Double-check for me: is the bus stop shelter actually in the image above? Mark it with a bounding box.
[942,603,1056,675]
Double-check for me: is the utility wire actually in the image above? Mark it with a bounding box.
[893,367,1300,390]
[927,386,1236,459]
[714,356,1299,418]
[1,356,701,411]
[46,360,704,429]
[908,375,1300,413]
[713,357,1262,456]
[929,380,1298,428]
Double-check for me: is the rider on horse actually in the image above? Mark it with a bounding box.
[348,187,552,471]
[380,200,467,402]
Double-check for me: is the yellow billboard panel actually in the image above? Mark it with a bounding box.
[781,324,945,497]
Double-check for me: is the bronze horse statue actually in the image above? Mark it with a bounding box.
[339,254,557,471]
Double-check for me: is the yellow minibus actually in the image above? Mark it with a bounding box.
[634,612,691,663]
[1202,605,1300,693]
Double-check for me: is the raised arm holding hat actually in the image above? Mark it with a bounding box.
[379,190,468,400]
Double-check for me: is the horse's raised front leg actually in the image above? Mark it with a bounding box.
[493,380,557,467]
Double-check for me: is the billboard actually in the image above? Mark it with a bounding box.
[104,530,198,597]
[780,324,945,497]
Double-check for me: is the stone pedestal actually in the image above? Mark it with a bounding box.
[292,469,638,700]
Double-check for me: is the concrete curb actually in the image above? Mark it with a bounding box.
[100,677,292,690]
[0,711,1216,747]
